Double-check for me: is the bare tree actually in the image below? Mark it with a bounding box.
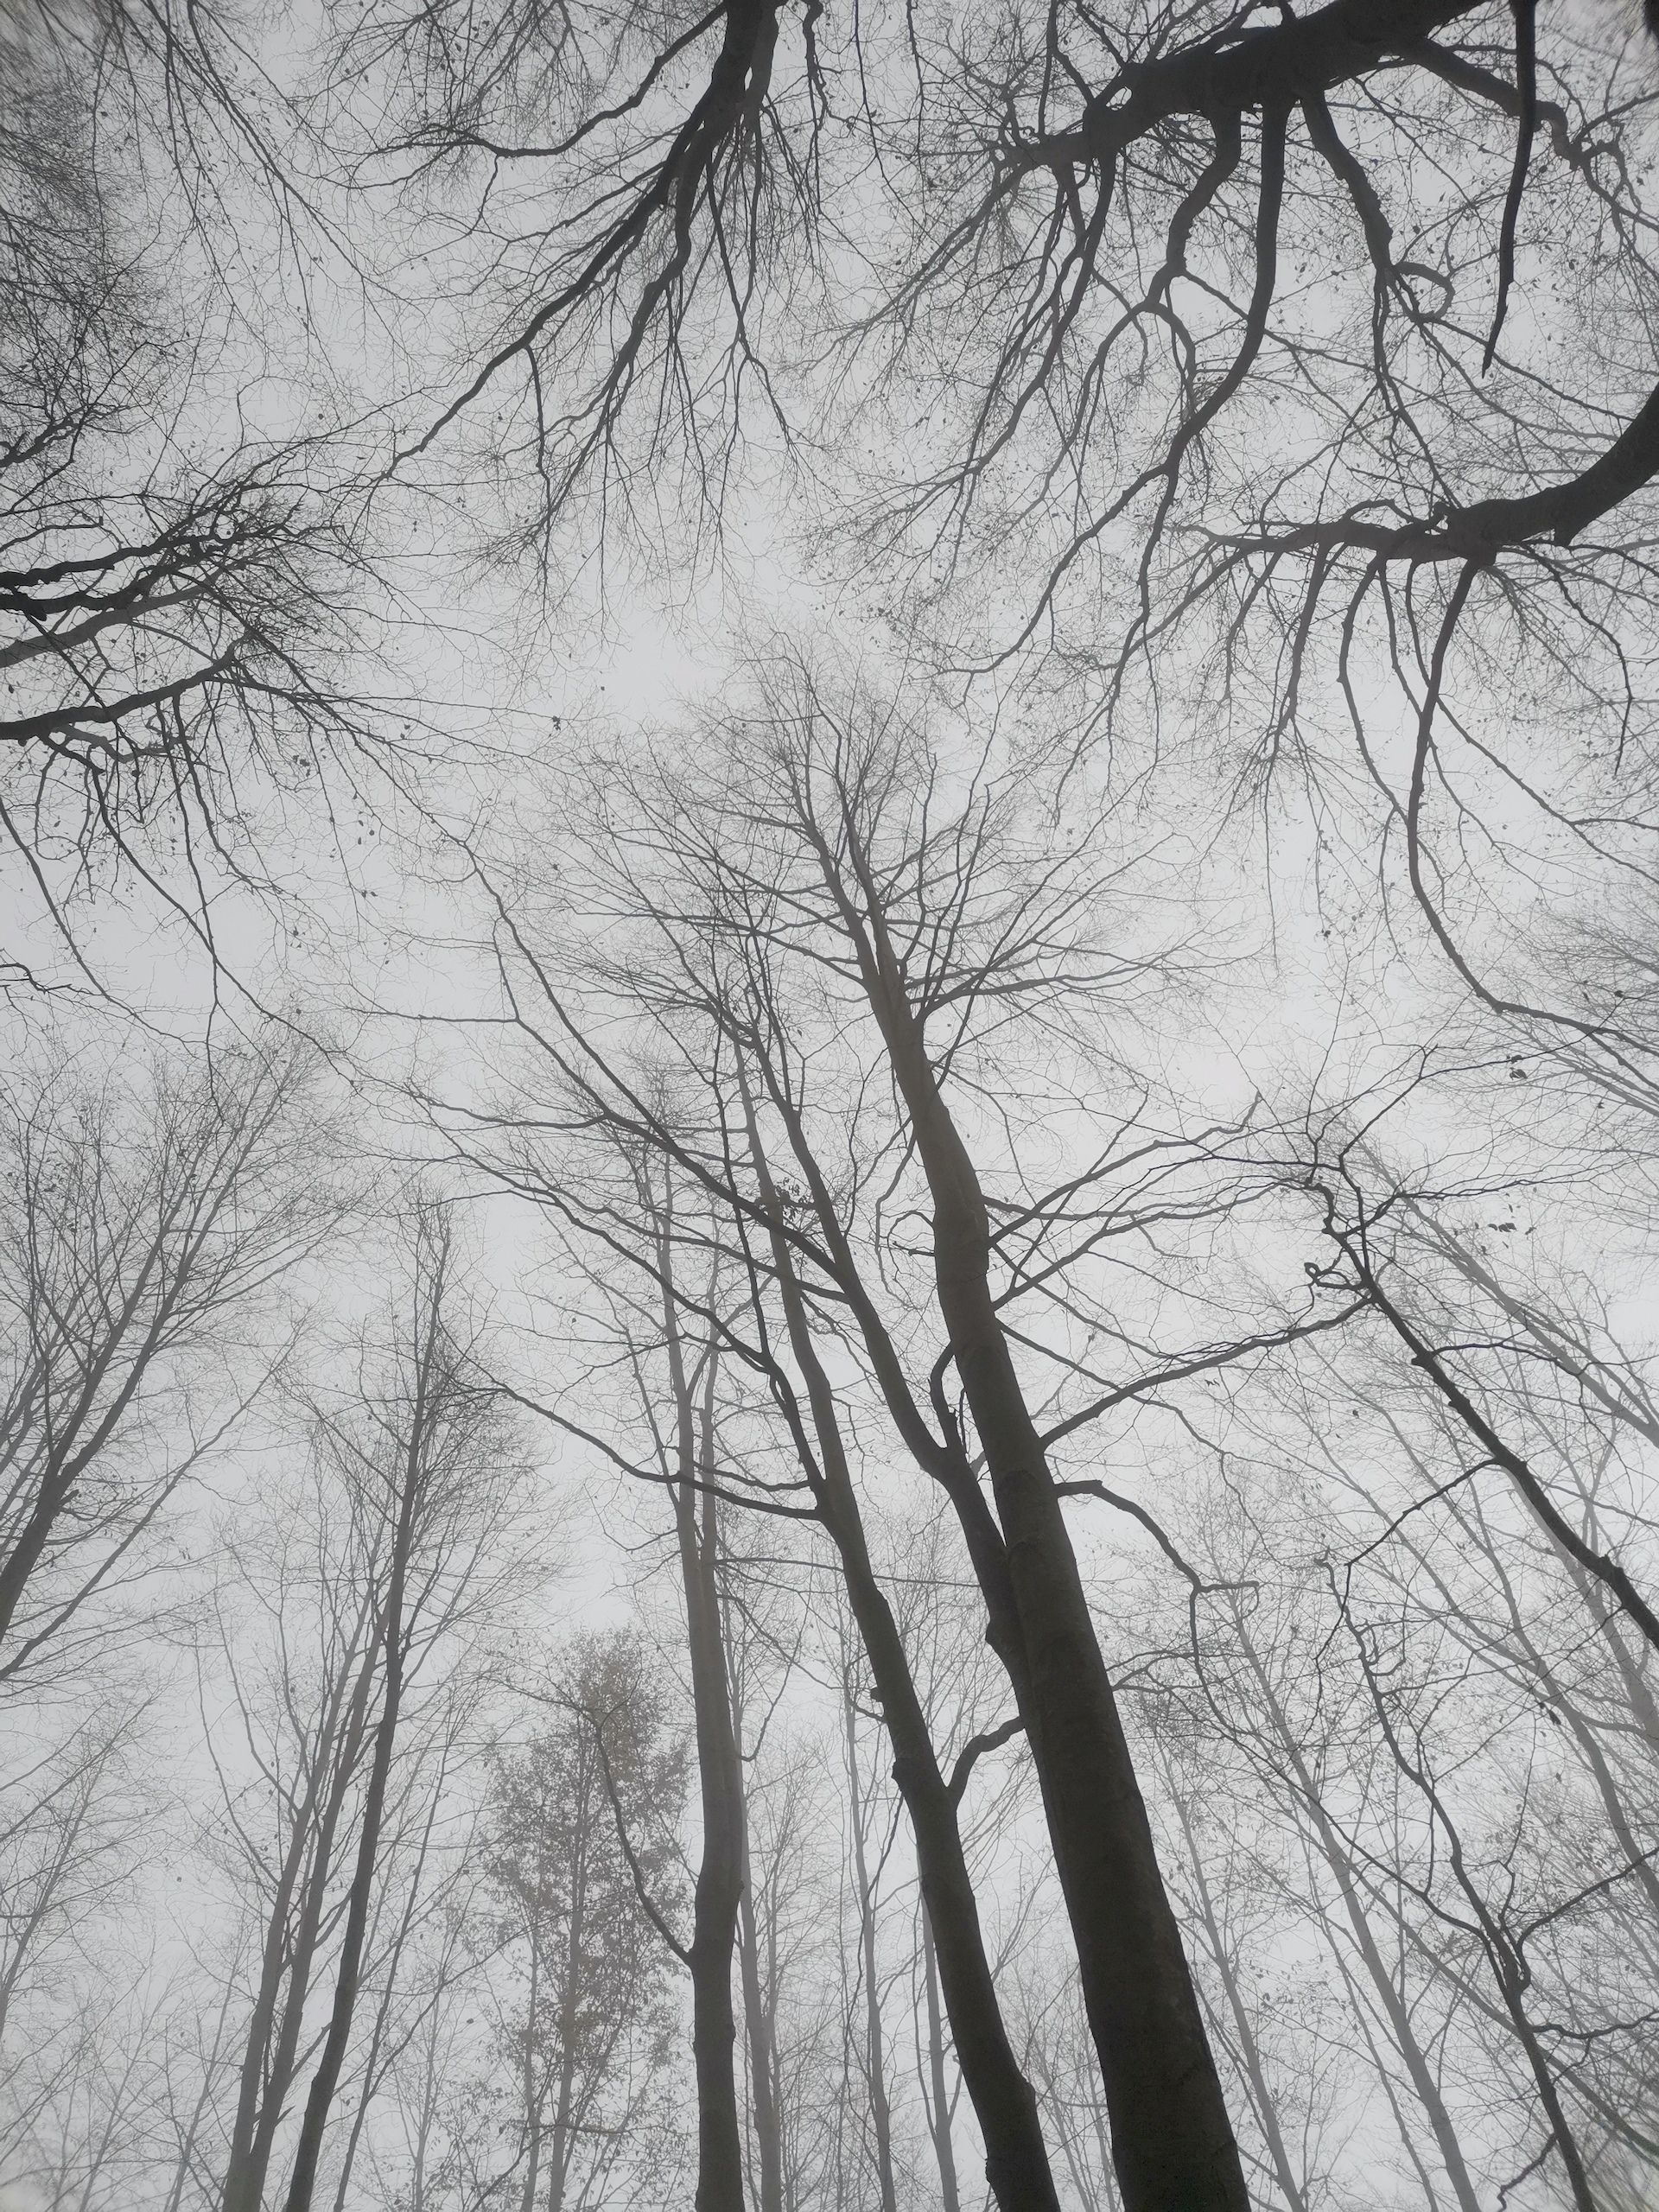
[207,1208,534,2212]
[0,1034,328,1687]
[0,3,429,987]
[836,1637,899,2212]
[465,1628,686,2212]
[304,0,1659,1107]
[446,650,1367,2210]
[281,1208,527,2212]
[456,1018,1066,2203]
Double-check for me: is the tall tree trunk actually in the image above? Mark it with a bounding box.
[329,1746,455,2212]
[837,884,1248,2212]
[841,1667,899,2212]
[548,1754,594,2212]
[517,1917,546,2212]
[280,1343,429,2212]
[164,1980,237,2212]
[661,1262,749,2212]
[744,1092,1062,2212]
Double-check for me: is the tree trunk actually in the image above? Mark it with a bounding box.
[733,1748,785,2212]
[745,1094,1062,2212]
[280,1383,426,2212]
[844,901,1248,2212]
[1168,1791,1307,2212]
[221,1625,379,2212]
[547,1756,593,2212]
[841,1668,899,2212]
[662,1270,749,2212]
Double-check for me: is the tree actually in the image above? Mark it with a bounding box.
[281,1208,528,2212]
[0,1033,327,1686]
[424,647,1402,2208]
[448,916,1068,2203]
[468,1630,686,2212]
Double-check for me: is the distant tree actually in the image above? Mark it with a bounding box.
[467,1629,686,2212]
[211,1208,533,2212]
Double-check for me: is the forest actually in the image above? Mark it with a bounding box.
[4,0,1659,2206]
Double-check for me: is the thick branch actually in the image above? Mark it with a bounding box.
[945,1716,1027,1808]
[1027,0,1476,171]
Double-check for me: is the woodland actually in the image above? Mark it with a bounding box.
[5,1,1659,2208]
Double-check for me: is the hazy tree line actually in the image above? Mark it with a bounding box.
[6,0,1659,2209]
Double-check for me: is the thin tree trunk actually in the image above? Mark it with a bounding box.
[1348,1624,1599,2212]
[280,1329,430,2212]
[517,1914,546,2212]
[841,1667,899,2212]
[733,1743,785,2212]
[329,1745,456,2212]
[547,1758,592,2212]
[221,1624,380,2212]
[1446,1506,1659,1928]
[661,1261,748,2212]
[1236,1622,1484,2212]
[163,1980,237,2212]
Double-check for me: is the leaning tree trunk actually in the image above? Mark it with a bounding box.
[746,1096,1063,2212]
[843,889,1249,2212]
